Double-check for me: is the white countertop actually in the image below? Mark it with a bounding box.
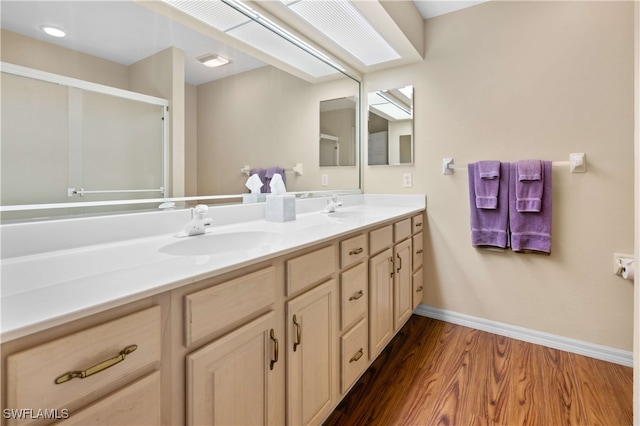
[1,195,425,342]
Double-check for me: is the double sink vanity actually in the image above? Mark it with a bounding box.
[1,194,426,425]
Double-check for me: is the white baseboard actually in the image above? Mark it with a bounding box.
[414,305,633,367]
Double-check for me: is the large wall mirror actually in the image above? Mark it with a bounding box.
[0,0,361,222]
[367,85,413,166]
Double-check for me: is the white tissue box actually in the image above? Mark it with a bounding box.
[243,193,266,204]
[265,194,296,222]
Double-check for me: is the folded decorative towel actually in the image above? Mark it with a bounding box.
[516,160,543,212]
[509,161,552,254]
[468,162,510,249]
[474,160,501,209]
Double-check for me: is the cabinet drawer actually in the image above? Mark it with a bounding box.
[340,234,368,269]
[340,263,367,331]
[369,225,393,255]
[58,371,161,426]
[340,318,368,394]
[413,268,424,310]
[413,232,423,271]
[412,213,424,234]
[185,266,275,346]
[6,306,161,423]
[287,245,335,296]
[394,218,412,243]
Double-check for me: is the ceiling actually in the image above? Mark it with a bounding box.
[0,1,487,85]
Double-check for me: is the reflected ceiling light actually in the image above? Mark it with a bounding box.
[279,0,400,66]
[198,54,231,68]
[40,25,66,38]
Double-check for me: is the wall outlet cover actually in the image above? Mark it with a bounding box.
[403,173,413,188]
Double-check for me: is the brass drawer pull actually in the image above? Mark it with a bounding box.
[349,247,364,256]
[293,314,301,352]
[416,249,423,254]
[415,222,423,228]
[396,253,402,273]
[416,286,424,292]
[270,329,279,370]
[389,257,394,278]
[349,348,364,363]
[55,344,137,384]
[349,290,364,301]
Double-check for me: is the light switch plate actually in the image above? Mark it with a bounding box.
[321,174,329,186]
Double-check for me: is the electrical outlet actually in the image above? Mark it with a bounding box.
[402,173,413,188]
[321,174,329,186]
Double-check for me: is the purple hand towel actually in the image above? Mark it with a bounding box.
[468,162,510,248]
[509,161,552,254]
[516,160,543,212]
[474,161,501,209]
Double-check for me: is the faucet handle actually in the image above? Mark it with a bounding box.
[193,204,209,219]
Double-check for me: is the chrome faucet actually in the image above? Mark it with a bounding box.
[323,195,343,213]
[183,204,213,236]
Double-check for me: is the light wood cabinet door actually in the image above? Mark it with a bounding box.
[286,279,335,426]
[186,312,278,426]
[393,238,413,331]
[368,248,394,360]
[412,267,424,310]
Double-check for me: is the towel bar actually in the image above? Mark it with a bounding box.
[442,153,586,175]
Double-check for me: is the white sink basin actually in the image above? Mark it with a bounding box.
[324,210,377,220]
[159,231,285,257]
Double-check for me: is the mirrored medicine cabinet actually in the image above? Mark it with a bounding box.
[367,85,414,166]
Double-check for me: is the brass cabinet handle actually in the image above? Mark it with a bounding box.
[416,249,423,254]
[389,257,394,278]
[293,314,301,352]
[416,222,423,228]
[416,286,424,292]
[396,253,402,273]
[349,290,364,301]
[349,247,364,256]
[270,329,279,370]
[54,344,137,384]
[349,348,364,363]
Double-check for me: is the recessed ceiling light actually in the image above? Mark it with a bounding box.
[198,54,231,68]
[40,25,67,38]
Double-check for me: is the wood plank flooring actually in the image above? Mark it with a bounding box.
[324,315,633,426]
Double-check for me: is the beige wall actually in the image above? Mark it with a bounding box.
[196,65,359,195]
[365,1,635,351]
[633,0,639,420]
[0,30,129,90]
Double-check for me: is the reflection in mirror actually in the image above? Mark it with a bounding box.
[0,0,362,223]
[319,97,357,167]
[367,85,413,166]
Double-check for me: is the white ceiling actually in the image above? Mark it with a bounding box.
[0,1,487,85]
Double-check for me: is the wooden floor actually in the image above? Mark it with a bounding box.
[324,315,633,426]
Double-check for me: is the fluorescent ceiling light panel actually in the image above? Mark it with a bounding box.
[162,0,250,32]
[227,21,336,78]
[282,0,400,66]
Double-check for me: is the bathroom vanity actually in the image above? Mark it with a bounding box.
[0,195,425,425]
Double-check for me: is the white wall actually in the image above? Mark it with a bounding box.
[365,1,635,351]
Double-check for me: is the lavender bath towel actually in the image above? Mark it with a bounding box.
[474,160,501,209]
[468,162,510,248]
[509,161,552,254]
[516,160,543,212]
